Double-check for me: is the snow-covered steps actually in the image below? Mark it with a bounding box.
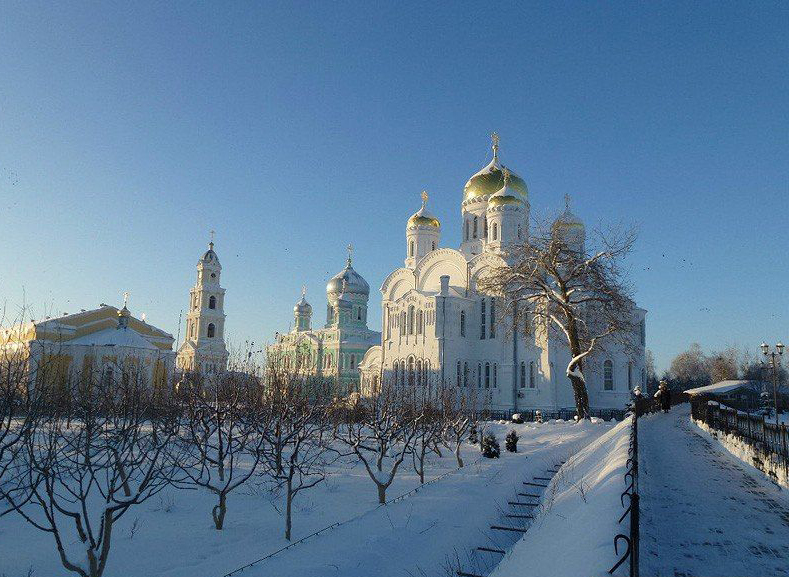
[454,462,567,577]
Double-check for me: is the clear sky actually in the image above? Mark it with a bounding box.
[0,1,787,372]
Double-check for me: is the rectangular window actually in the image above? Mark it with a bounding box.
[480,300,486,340]
[530,361,536,388]
[484,363,490,388]
[519,362,525,388]
[489,298,495,339]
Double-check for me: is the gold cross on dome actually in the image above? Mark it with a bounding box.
[346,243,353,266]
[564,194,571,210]
[491,132,500,159]
[301,285,307,297]
[421,190,428,206]
[123,291,129,307]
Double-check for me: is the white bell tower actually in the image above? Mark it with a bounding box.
[177,232,229,374]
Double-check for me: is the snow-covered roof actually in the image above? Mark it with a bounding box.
[70,327,159,350]
[684,380,756,396]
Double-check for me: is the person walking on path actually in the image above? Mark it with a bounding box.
[654,380,671,413]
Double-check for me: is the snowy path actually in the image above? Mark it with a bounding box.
[640,404,789,577]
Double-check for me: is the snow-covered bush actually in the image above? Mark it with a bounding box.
[505,430,519,452]
[468,423,478,445]
[534,410,543,423]
[511,413,524,424]
[481,433,500,458]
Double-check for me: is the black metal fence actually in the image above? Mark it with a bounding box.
[691,399,789,480]
[483,408,628,423]
[609,408,639,577]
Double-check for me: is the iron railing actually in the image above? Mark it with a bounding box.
[482,408,627,423]
[609,407,639,576]
[691,399,788,479]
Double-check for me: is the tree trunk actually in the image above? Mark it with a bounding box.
[569,374,590,419]
[377,484,386,504]
[212,492,227,530]
[285,478,293,541]
[455,442,464,468]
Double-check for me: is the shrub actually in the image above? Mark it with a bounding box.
[468,423,478,445]
[505,430,518,452]
[481,433,500,458]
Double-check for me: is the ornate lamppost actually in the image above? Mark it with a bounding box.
[761,342,784,420]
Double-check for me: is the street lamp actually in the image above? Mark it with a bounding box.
[761,342,784,420]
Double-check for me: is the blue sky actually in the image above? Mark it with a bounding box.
[0,1,786,372]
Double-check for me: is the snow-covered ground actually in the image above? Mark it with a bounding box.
[640,404,789,577]
[490,416,633,577]
[0,419,614,577]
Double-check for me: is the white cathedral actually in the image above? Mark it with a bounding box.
[357,135,647,413]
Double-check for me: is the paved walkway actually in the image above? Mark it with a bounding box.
[640,404,789,577]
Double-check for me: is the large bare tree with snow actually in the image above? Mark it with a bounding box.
[478,224,638,419]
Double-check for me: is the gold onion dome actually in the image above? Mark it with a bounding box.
[487,168,524,209]
[463,133,528,203]
[407,191,440,228]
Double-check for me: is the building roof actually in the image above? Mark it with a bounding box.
[684,380,757,396]
[70,326,160,350]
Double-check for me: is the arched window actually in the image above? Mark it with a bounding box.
[408,357,415,387]
[489,298,495,339]
[209,295,216,309]
[207,323,215,338]
[401,311,407,336]
[473,216,478,238]
[477,363,482,388]
[350,354,356,370]
[408,306,415,335]
[628,362,633,389]
[604,360,614,390]
[484,363,490,388]
[416,359,422,385]
[457,361,462,387]
[409,240,415,257]
[393,361,399,384]
[520,362,526,388]
[530,361,536,388]
[483,216,488,239]
[465,219,469,240]
[431,241,436,251]
[464,362,469,387]
[492,223,498,241]
[480,299,486,340]
[460,311,466,337]
[416,310,423,335]
[401,360,406,385]
[493,364,497,388]
[424,360,430,386]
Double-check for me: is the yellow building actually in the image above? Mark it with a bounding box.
[0,303,175,390]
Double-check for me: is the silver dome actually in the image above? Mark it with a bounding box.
[294,294,312,315]
[326,258,370,297]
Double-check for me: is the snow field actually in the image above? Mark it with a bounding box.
[0,419,613,577]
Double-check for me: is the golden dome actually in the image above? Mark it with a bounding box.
[463,134,527,202]
[407,191,440,228]
[487,193,523,208]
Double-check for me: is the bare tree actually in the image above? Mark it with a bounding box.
[409,391,443,484]
[479,224,638,418]
[669,343,710,388]
[178,370,268,530]
[441,390,475,468]
[5,359,181,577]
[334,382,420,504]
[707,346,740,383]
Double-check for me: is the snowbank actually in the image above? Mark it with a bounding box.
[693,419,788,489]
[490,417,633,577]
